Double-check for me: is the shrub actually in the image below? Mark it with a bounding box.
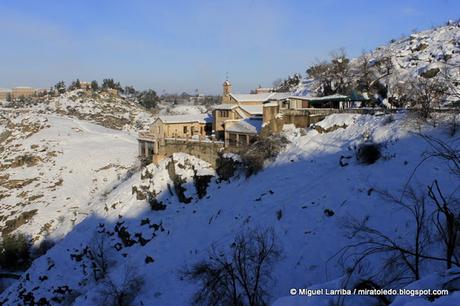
[241,135,288,177]
[216,155,241,181]
[100,266,144,306]
[0,233,30,270]
[194,174,213,199]
[356,142,381,164]
[148,195,167,211]
[182,228,281,306]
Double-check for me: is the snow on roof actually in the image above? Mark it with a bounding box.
[268,92,291,100]
[212,104,238,110]
[225,118,262,134]
[239,105,263,115]
[289,94,349,101]
[230,93,273,102]
[230,92,291,103]
[263,102,279,107]
[234,107,249,119]
[157,113,212,124]
[0,88,11,92]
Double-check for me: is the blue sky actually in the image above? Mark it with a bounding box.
[0,0,459,94]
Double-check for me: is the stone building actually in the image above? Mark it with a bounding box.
[224,118,262,147]
[288,94,354,109]
[11,87,36,99]
[222,80,232,103]
[138,114,212,159]
[214,79,289,144]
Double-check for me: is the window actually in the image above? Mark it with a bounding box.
[228,133,237,146]
[183,126,188,133]
[219,110,229,117]
[238,134,248,145]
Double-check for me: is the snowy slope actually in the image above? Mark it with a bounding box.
[0,90,209,247]
[0,108,139,244]
[295,21,460,103]
[1,112,458,305]
[48,90,154,131]
[2,89,155,131]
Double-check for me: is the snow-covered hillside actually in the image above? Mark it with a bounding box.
[0,108,139,244]
[0,90,212,245]
[2,90,155,131]
[1,112,458,305]
[296,21,460,104]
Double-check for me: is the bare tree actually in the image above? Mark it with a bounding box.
[420,134,460,176]
[405,76,448,123]
[354,52,374,94]
[182,228,281,306]
[401,134,460,269]
[306,48,352,96]
[100,265,144,306]
[428,180,460,269]
[329,48,352,95]
[339,187,431,282]
[88,233,110,282]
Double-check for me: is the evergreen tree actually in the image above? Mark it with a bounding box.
[102,78,121,90]
[138,89,159,109]
[124,86,137,95]
[55,81,66,94]
[91,80,99,91]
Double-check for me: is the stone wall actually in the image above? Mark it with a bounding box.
[155,139,224,168]
[262,109,317,135]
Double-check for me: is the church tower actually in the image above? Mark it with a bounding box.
[222,79,232,103]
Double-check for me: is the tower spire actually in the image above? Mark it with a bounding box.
[222,73,232,103]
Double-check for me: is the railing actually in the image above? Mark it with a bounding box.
[138,131,156,141]
[164,136,224,145]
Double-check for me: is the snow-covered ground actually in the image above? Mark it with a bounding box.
[1,112,458,305]
[295,21,460,103]
[0,109,139,243]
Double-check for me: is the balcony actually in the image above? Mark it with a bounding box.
[138,131,156,142]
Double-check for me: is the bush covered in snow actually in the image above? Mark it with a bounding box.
[241,135,289,177]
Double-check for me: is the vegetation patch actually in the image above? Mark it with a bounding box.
[314,123,348,134]
[193,174,213,199]
[1,210,38,235]
[216,155,241,181]
[240,135,289,177]
[0,178,38,190]
[356,142,381,164]
[0,232,31,270]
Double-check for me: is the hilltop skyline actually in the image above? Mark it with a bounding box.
[0,0,459,94]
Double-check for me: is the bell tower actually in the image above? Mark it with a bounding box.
[222,79,232,103]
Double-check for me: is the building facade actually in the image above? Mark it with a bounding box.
[138,114,212,160]
[11,87,36,99]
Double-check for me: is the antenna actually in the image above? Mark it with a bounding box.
[225,71,229,80]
